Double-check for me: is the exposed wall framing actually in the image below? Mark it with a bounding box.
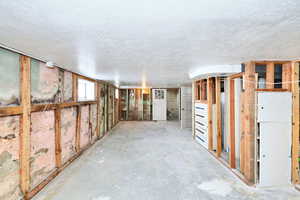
[192,60,299,187]
[0,47,119,200]
[119,88,152,121]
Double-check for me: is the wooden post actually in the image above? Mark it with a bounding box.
[75,106,81,152]
[54,107,62,168]
[283,62,292,91]
[266,62,274,89]
[20,55,31,195]
[216,77,222,157]
[192,81,196,139]
[96,82,101,139]
[72,74,77,102]
[194,81,197,100]
[291,61,300,184]
[229,78,236,168]
[207,78,213,151]
[243,62,256,183]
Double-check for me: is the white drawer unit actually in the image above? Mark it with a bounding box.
[194,102,209,149]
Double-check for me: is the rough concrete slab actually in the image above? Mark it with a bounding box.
[33,121,300,200]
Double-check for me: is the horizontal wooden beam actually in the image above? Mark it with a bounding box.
[0,106,22,116]
[76,74,97,82]
[246,60,291,65]
[194,100,208,104]
[31,101,97,112]
[0,101,98,117]
[255,88,288,92]
[229,72,244,79]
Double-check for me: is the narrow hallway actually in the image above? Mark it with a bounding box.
[33,122,299,200]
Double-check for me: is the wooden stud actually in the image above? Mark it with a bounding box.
[96,82,101,139]
[266,62,274,89]
[75,106,81,152]
[192,81,196,139]
[207,78,213,151]
[282,62,292,91]
[240,91,245,173]
[229,78,236,168]
[72,74,77,102]
[216,77,222,157]
[291,61,300,184]
[194,81,198,100]
[243,62,256,183]
[19,55,31,195]
[54,108,62,168]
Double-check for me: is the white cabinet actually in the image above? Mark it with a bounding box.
[194,103,209,149]
[257,92,292,187]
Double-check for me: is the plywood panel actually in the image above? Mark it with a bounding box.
[80,106,90,148]
[30,111,56,188]
[0,116,22,200]
[31,59,62,104]
[61,107,77,164]
[0,48,20,107]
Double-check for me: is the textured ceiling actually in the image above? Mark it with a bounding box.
[0,0,300,87]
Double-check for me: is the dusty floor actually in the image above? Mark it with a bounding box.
[33,121,300,200]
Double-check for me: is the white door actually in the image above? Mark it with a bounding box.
[257,92,292,187]
[152,89,167,120]
[180,86,192,128]
[259,123,291,187]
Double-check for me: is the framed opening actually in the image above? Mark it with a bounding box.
[274,64,283,88]
[78,78,95,101]
[255,64,267,89]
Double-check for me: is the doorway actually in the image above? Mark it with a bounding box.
[152,89,167,120]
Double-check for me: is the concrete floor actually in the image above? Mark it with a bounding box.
[33,121,300,200]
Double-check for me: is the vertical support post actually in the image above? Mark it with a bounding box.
[283,62,292,91]
[192,80,196,139]
[96,82,101,139]
[229,78,236,168]
[266,62,274,89]
[75,106,81,152]
[20,55,31,195]
[291,61,300,184]
[72,74,77,102]
[216,77,222,157]
[243,61,256,183]
[207,78,213,151]
[55,107,62,168]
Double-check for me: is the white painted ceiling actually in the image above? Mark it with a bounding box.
[1,0,300,87]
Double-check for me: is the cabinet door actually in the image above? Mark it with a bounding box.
[257,92,292,122]
[259,123,291,187]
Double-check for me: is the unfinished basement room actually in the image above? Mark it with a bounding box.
[1,1,300,200]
